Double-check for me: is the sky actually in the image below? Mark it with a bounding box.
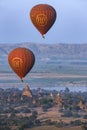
[0,0,87,44]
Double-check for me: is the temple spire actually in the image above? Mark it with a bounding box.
[56,93,62,107]
[22,83,32,98]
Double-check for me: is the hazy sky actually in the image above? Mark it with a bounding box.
[0,0,87,44]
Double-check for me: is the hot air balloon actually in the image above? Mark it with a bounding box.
[8,47,35,82]
[30,4,57,38]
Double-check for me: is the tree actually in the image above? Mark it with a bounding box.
[62,110,72,117]
[32,111,38,119]
[82,125,87,130]
[83,115,87,119]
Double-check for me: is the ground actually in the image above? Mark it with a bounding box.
[25,125,82,130]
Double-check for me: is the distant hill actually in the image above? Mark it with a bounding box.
[0,43,87,59]
[0,43,87,88]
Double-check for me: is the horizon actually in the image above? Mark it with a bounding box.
[0,42,87,45]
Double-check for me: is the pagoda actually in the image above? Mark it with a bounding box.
[78,100,83,109]
[22,84,32,98]
[50,92,54,97]
[56,93,62,107]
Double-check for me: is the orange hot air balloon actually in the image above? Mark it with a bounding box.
[8,47,35,82]
[30,4,57,38]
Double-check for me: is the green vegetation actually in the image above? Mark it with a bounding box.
[0,87,87,129]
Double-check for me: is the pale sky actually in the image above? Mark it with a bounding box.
[0,0,87,44]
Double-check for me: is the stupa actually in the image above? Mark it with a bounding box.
[50,92,54,97]
[56,93,62,107]
[78,100,83,109]
[22,84,32,98]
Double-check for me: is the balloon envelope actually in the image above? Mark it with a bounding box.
[8,47,35,82]
[30,4,57,37]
